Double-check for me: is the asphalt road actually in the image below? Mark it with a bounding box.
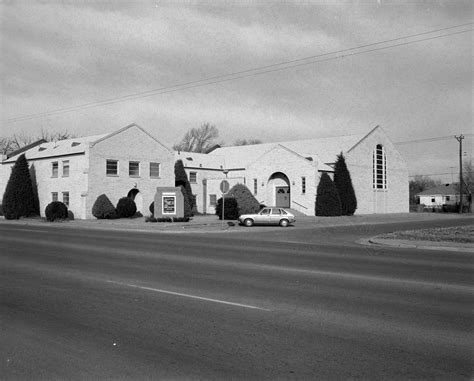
[1,218,473,380]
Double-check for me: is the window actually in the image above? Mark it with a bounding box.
[52,162,58,177]
[431,198,435,203]
[106,160,118,176]
[189,172,197,183]
[52,192,58,202]
[62,192,69,207]
[373,144,387,189]
[150,162,160,178]
[301,177,306,194]
[253,179,258,195]
[129,161,140,177]
[62,160,70,177]
[209,194,217,206]
[446,196,450,201]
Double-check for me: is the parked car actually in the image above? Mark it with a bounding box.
[239,208,296,227]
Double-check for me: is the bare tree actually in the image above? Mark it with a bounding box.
[409,175,441,205]
[1,129,75,156]
[173,123,221,153]
[233,138,262,146]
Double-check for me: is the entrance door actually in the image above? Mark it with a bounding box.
[275,186,290,207]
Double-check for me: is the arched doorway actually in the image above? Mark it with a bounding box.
[127,188,143,214]
[268,172,290,208]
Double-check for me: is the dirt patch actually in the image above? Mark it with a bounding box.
[380,225,474,243]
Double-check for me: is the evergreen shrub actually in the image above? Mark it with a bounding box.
[92,194,117,219]
[45,201,68,222]
[175,160,194,214]
[315,173,342,217]
[172,217,190,222]
[116,197,137,218]
[180,185,192,218]
[2,154,37,219]
[334,153,357,215]
[228,183,260,215]
[157,217,173,222]
[215,197,239,220]
[145,216,157,223]
[149,201,154,215]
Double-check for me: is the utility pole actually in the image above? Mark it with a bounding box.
[455,135,464,214]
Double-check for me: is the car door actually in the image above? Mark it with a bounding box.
[269,208,282,225]
[255,208,271,224]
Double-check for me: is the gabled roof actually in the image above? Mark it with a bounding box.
[175,151,225,170]
[209,132,365,169]
[3,133,108,163]
[416,183,458,196]
[2,123,172,164]
[6,139,47,159]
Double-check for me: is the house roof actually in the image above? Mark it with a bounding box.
[3,133,108,163]
[175,151,225,170]
[416,183,458,196]
[2,123,173,164]
[208,132,365,169]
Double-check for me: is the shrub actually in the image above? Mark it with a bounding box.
[45,201,68,222]
[145,216,157,223]
[149,201,154,215]
[315,173,342,217]
[180,185,192,218]
[157,217,173,222]
[333,153,357,215]
[175,160,194,214]
[2,154,37,219]
[116,197,137,218]
[92,194,117,219]
[215,197,239,220]
[228,183,260,215]
[173,217,190,222]
[67,210,75,220]
[0,204,3,217]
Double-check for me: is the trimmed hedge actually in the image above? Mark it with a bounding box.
[315,173,342,217]
[334,153,357,215]
[45,201,68,222]
[116,197,137,218]
[228,183,260,215]
[92,194,117,219]
[215,197,239,220]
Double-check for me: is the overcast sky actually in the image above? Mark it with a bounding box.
[1,1,472,182]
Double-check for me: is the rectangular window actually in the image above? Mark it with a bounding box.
[62,160,70,177]
[62,192,69,207]
[189,172,197,183]
[446,196,450,201]
[301,177,306,194]
[52,162,58,177]
[209,194,217,206]
[106,159,118,176]
[150,162,160,178]
[129,161,140,177]
[52,192,58,202]
[253,179,258,195]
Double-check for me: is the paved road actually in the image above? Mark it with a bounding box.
[1,219,473,379]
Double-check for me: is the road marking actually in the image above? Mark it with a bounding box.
[5,228,51,234]
[107,280,271,311]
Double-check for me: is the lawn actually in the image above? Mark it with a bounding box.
[380,225,474,244]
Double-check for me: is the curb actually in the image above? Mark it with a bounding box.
[365,237,474,253]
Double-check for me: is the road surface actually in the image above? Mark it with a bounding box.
[1,219,473,379]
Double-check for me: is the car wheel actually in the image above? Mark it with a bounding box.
[279,219,289,227]
[244,218,254,227]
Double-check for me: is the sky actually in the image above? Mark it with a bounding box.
[0,0,472,182]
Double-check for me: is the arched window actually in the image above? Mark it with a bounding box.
[373,144,387,189]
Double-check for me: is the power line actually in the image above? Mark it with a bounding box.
[1,23,472,125]
[395,133,474,145]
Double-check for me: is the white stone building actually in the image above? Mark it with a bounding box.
[0,124,175,219]
[178,126,409,215]
[1,124,408,219]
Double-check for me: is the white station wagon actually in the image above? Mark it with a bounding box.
[239,208,296,227]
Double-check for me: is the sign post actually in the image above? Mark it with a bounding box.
[220,172,229,224]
